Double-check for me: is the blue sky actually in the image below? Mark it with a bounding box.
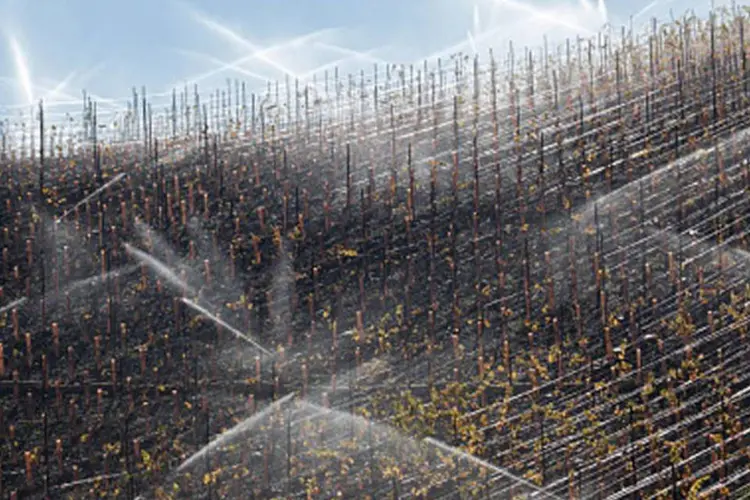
[0,0,724,119]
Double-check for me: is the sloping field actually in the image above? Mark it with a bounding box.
[0,8,749,499]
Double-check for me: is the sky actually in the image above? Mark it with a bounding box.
[0,0,728,121]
